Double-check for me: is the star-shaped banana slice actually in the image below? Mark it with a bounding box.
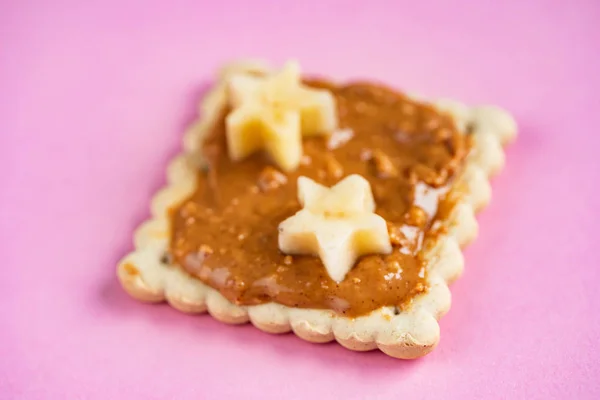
[225,61,338,171]
[278,175,392,282]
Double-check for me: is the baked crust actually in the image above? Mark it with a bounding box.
[117,60,516,359]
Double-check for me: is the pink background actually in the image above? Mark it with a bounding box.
[2,0,599,398]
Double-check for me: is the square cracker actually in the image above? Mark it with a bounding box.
[117,60,516,359]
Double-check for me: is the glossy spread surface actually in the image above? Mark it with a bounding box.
[169,79,470,317]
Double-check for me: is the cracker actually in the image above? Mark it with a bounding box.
[117,60,516,359]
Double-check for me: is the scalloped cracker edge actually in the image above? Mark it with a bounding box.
[117,60,517,359]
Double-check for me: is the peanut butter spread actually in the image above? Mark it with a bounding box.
[169,79,470,317]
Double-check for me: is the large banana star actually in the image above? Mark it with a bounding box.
[278,175,392,282]
[225,61,338,171]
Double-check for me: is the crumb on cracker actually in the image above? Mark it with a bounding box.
[325,155,344,179]
[258,166,288,192]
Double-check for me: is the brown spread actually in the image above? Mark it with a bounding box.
[168,79,470,317]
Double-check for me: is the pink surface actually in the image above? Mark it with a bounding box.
[2,0,600,398]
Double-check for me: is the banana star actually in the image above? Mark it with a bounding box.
[278,175,392,282]
[225,61,338,171]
